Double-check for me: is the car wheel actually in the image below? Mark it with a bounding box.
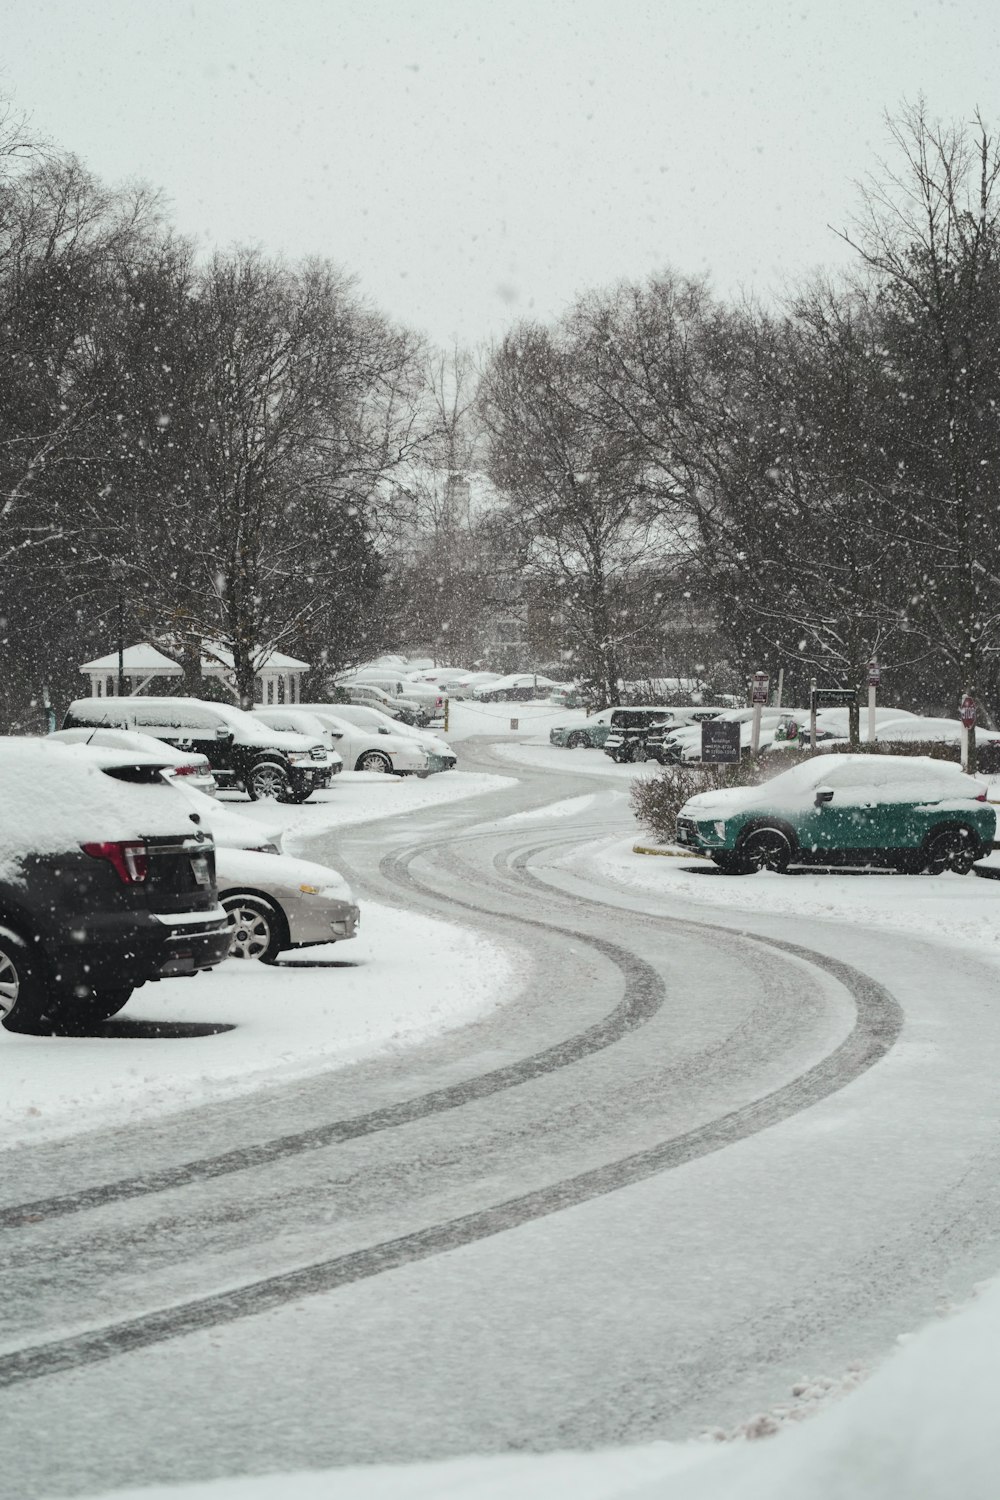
[893,851,925,875]
[0,924,47,1029]
[711,851,750,875]
[355,750,392,774]
[566,731,588,748]
[923,826,979,876]
[248,761,291,801]
[64,987,135,1023]
[222,894,284,963]
[739,827,793,874]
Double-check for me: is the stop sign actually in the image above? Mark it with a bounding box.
[960,694,977,728]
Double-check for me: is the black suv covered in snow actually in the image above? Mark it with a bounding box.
[0,739,231,1030]
[63,696,334,803]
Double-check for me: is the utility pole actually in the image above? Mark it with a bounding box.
[111,561,126,695]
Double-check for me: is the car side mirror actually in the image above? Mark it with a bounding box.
[815,787,835,805]
[215,726,233,742]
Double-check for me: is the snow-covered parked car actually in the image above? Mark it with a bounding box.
[219,848,360,962]
[171,788,360,962]
[328,703,457,771]
[435,671,503,698]
[336,681,428,725]
[63,696,336,803]
[285,705,430,775]
[49,726,218,795]
[676,753,996,874]
[473,672,564,701]
[0,739,231,1030]
[549,707,618,749]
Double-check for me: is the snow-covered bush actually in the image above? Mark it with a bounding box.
[630,755,811,844]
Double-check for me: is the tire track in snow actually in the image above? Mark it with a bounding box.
[0,932,899,1390]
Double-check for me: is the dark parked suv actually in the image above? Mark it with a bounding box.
[64,696,335,803]
[0,739,232,1030]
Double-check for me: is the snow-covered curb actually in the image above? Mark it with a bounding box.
[2,901,520,1152]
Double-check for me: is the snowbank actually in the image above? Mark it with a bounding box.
[224,768,515,849]
[582,836,1000,963]
[1,901,518,1151]
[70,1276,1000,1498]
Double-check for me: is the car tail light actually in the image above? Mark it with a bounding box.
[82,840,149,883]
[170,762,207,777]
[976,791,988,802]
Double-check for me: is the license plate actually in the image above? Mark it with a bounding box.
[190,854,211,887]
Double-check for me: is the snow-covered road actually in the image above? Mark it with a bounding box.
[4,739,1000,1498]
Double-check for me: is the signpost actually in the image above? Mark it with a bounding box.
[960,694,977,773]
[750,672,769,755]
[867,661,880,744]
[701,719,741,764]
[810,686,860,750]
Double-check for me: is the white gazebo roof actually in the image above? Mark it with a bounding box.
[79,643,183,675]
[201,646,310,675]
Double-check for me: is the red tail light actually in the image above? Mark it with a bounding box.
[170,763,206,777]
[976,791,988,802]
[82,840,149,883]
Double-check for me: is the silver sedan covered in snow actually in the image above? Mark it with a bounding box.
[218,847,360,963]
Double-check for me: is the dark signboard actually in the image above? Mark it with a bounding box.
[811,687,857,709]
[701,719,742,763]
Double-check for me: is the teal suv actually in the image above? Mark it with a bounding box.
[675,754,996,874]
[549,709,616,749]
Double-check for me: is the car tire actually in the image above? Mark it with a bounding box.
[62,987,135,1024]
[247,761,292,801]
[739,826,793,874]
[281,783,313,804]
[222,893,284,963]
[0,924,48,1029]
[893,851,925,875]
[566,731,588,748]
[923,826,980,876]
[711,851,750,875]
[355,750,392,774]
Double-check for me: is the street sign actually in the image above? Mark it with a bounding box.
[701,719,741,763]
[811,687,857,709]
[867,661,881,687]
[751,672,769,706]
[960,695,977,729]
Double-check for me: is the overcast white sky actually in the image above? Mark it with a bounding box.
[1,0,997,347]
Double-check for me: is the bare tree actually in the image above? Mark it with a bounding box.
[480,317,680,702]
[837,101,1000,744]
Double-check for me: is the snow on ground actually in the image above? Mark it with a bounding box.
[222,768,515,852]
[442,699,582,743]
[2,902,520,1152]
[71,1272,1000,1498]
[578,835,1000,964]
[1,770,523,1152]
[501,792,603,822]
[488,738,656,779]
